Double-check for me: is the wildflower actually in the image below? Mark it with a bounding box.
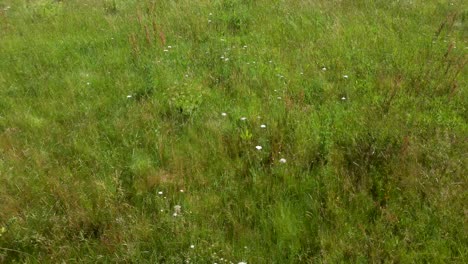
[255,146,262,150]
[180,189,184,193]
[163,49,169,52]
[127,95,132,98]
[277,96,282,99]
[208,19,212,23]
[343,75,349,79]
[173,213,178,217]
[341,96,347,100]
[86,82,90,85]
[190,245,195,249]
[322,67,327,71]
[260,124,266,128]
[221,112,227,116]
[279,158,287,163]
[158,191,163,195]
[168,46,172,49]
[240,117,247,121]
[225,58,229,61]
[174,205,181,213]
[238,262,247,264]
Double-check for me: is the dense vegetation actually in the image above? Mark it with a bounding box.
[0,0,466,263]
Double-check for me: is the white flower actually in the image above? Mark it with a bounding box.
[240,117,247,121]
[277,96,282,99]
[279,158,287,163]
[255,146,262,150]
[190,245,195,249]
[163,49,169,52]
[225,58,229,61]
[127,95,132,98]
[221,112,227,116]
[260,124,266,128]
[341,96,346,100]
[208,19,212,23]
[86,82,90,85]
[322,67,327,71]
[174,205,181,214]
[238,262,247,264]
[343,75,349,79]
[180,189,184,193]
[167,46,172,49]
[173,213,178,217]
[158,191,163,195]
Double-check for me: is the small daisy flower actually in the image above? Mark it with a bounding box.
[260,124,266,128]
[174,205,181,214]
[255,146,262,150]
[279,158,287,163]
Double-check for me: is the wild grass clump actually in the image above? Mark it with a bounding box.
[0,0,466,263]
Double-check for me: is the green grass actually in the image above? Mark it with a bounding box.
[0,0,467,263]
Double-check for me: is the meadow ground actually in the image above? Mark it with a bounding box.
[0,0,467,263]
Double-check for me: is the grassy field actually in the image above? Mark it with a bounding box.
[0,0,467,263]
